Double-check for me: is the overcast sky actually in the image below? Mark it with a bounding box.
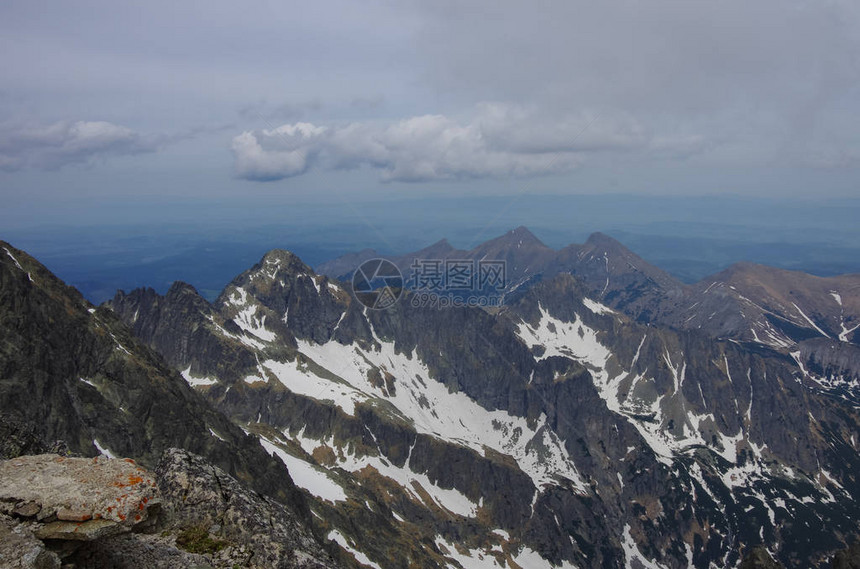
[1,0,859,226]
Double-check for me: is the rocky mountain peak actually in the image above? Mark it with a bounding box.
[583,231,637,257]
[2,240,88,309]
[704,261,774,283]
[584,230,615,244]
[410,237,456,259]
[259,248,311,275]
[468,226,554,282]
[224,249,319,297]
[488,225,548,250]
[166,281,203,298]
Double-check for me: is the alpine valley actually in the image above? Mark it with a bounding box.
[2,227,859,569]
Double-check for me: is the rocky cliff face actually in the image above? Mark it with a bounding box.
[0,240,342,568]
[109,241,860,568]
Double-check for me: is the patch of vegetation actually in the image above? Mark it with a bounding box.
[175,526,228,555]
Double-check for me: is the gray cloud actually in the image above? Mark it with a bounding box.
[231,123,325,181]
[232,103,707,182]
[350,95,385,111]
[0,120,159,171]
[238,99,324,123]
[409,0,860,168]
[0,120,234,172]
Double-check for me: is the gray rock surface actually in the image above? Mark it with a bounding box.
[0,514,60,569]
[66,532,214,569]
[156,448,340,569]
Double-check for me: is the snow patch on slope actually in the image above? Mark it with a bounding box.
[3,247,34,281]
[233,306,277,342]
[621,524,669,569]
[204,313,267,350]
[258,436,347,503]
[516,304,611,365]
[328,530,382,569]
[293,336,587,492]
[93,439,117,459]
[181,366,218,387]
[433,536,579,569]
[582,297,617,316]
[515,304,726,466]
[263,358,368,415]
[336,446,478,518]
[839,321,860,343]
[792,302,830,338]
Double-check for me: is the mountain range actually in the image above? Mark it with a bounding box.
[319,227,860,402]
[2,228,860,568]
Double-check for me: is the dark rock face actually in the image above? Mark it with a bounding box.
[508,275,860,567]
[831,542,860,569]
[108,281,260,385]
[740,546,785,569]
[0,415,61,460]
[0,241,336,565]
[109,239,860,568]
[797,338,860,404]
[64,533,212,569]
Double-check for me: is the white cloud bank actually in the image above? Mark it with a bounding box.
[232,103,706,182]
[0,120,158,171]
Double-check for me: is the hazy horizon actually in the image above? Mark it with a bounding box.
[5,192,860,304]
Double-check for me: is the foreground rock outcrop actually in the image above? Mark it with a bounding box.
[0,454,159,530]
[0,451,342,569]
[0,454,161,568]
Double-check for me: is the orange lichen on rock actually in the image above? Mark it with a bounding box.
[0,454,160,530]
